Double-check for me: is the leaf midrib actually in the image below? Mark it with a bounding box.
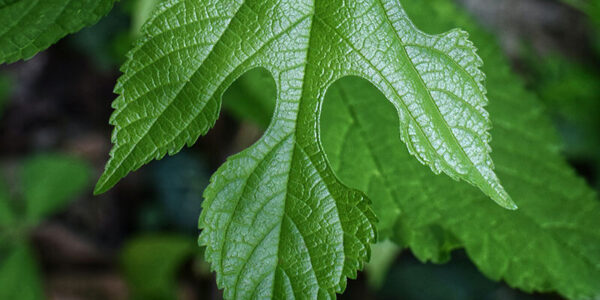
[270,4,332,296]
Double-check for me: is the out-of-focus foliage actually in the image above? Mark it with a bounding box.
[222,68,275,129]
[521,51,600,189]
[21,154,92,225]
[130,0,161,36]
[0,154,92,300]
[68,3,133,70]
[561,0,600,24]
[148,152,209,233]
[560,0,600,52]
[0,73,11,116]
[0,244,44,300]
[377,251,534,300]
[364,240,401,290]
[120,234,195,300]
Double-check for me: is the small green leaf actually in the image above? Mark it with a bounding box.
[0,243,43,300]
[364,240,400,290]
[131,0,162,36]
[22,154,92,224]
[121,234,194,300]
[222,68,276,129]
[0,0,118,63]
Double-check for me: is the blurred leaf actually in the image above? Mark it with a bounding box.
[0,153,92,300]
[21,154,92,225]
[131,0,162,36]
[0,179,14,229]
[222,68,276,129]
[364,240,400,290]
[0,73,11,116]
[150,152,209,232]
[521,52,600,159]
[121,234,195,300]
[68,4,132,70]
[0,0,118,63]
[561,0,600,24]
[379,251,522,300]
[0,243,43,300]
[560,0,600,54]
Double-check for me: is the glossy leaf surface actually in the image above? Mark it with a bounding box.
[98,0,514,298]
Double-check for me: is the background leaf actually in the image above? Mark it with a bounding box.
[0,243,43,300]
[0,178,13,229]
[121,234,195,300]
[21,153,92,225]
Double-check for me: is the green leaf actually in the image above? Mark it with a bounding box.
[0,72,11,116]
[98,0,514,297]
[561,0,600,24]
[131,0,162,37]
[364,240,400,290]
[0,154,92,300]
[0,0,117,64]
[521,52,600,163]
[321,0,600,298]
[21,153,92,224]
[0,179,14,229]
[0,243,44,300]
[96,0,515,210]
[222,68,276,129]
[121,234,194,300]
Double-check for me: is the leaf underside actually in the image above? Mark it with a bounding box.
[0,0,117,64]
[97,0,515,298]
[320,0,600,298]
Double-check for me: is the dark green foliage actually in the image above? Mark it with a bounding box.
[121,234,195,300]
[0,154,92,299]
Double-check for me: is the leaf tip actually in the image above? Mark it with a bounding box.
[486,183,518,210]
[93,173,113,195]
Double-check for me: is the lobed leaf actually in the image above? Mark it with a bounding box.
[97,0,514,297]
